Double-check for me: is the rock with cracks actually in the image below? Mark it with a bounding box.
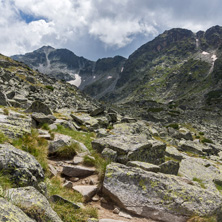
[103,162,222,222]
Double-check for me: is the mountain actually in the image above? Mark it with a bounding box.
[105,26,222,108]
[12,46,126,99]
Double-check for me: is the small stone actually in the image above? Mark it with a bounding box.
[118,211,132,219]
[73,155,84,165]
[113,207,120,214]
[70,177,80,182]
[48,164,57,177]
[92,195,100,202]
[63,181,73,189]
[73,185,98,202]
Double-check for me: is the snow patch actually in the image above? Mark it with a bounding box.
[121,67,124,72]
[107,76,113,79]
[68,74,82,87]
[93,76,96,79]
[211,54,217,62]
[202,51,209,55]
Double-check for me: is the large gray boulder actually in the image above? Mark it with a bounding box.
[103,163,222,222]
[25,101,53,115]
[32,113,56,125]
[0,197,35,222]
[7,186,62,222]
[92,136,165,165]
[0,144,44,188]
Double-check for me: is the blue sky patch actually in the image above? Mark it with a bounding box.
[19,10,47,23]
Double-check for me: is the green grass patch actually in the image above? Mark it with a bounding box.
[188,216,217,222]
[199,132,204,136]
[12,129,48,172]
[45,85,54,91]
[83,155,96,167]
[0,130,9,143]
[47,177,98,222]
[41,123,50,130]
[193,177,206,189]
[53,125,95,151]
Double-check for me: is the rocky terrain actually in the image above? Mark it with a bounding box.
[1,51,222,222]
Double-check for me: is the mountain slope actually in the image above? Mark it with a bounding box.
[101,26,221,110]
[12,46,126,99]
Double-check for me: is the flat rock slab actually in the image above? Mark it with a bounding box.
[103,163,222,222]
[62,165,96,177]
[127,161,160,173]
[99,220,125,222]
[92,136,165,165]
[73,185,98,202]
[71,112,99,128]
[0,113,31,138]
[179,156,222,192]
[165,146,184,161]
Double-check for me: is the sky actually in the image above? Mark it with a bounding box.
[0,0,222,61]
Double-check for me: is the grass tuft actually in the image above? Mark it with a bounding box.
[54,143,79,159]
[12,129,48,172]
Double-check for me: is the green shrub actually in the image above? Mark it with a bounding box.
[166,123,179,130]
[3,108,9,115]
[45,85,54,91]
[199,132,205,135]
[201,137,213,144]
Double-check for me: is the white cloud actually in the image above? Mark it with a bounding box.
[0,0,222,58]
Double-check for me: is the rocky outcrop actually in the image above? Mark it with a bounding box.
[92,136,166,165]
[7,186,62,222]
[0,144,44,189]
[103,163,222,222]
[26,101,53,115]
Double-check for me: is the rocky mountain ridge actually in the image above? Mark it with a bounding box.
[12,46,126,100]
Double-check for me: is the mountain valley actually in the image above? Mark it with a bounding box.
[0,25,222,222]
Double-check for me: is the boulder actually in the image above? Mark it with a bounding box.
[168,127,193,141]
[127,161,160,173]
[101,148,118,162]
[159,160,180,175]
[0,197,35,222]
[73,185,98,202]
[165,146,184,161]
[179,140,208,155]
[92,136,166,165]
[103,163,222,222]
[7,186,62,222]
[32,113,56,125]
[71,112,99,129]
[0,144,44,189]
[90,106,105,116]
[0,91,7,106]
[0,113,31,138]
[25,101,53,115]
[62,165,96,177]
